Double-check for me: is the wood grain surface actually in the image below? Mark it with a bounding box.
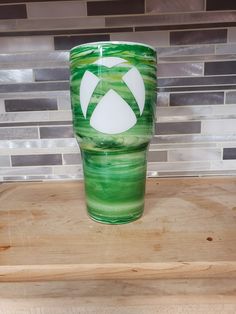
[0,177,236,282]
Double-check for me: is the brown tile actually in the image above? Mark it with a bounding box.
[206,0,236,10]
[0,4,27,19]
[87,0,144,16]
[170,92,224,106]
[5,98,57,112]
[54,34,110,50]
[146,0,204,13]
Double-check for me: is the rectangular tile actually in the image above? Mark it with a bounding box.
[12,17,105,32]
[147,150,167,162]
[157,104,236,122]
[54,34,110,50]
[106,12,236,28]
[146,0,204,13]
[215,44,236,55]
[0,70,33,83]
[158,62,203,78]
[87,0,144,16]
[168,148,221,162]
[0,82,69,94]
[155,121,201,135]
[169,92,224,106]
[40,126,73,139]
[157,93,169,107]
[223,148,236,160]
[0,127,38,140]
[170,29,227,45]
[0,166,52,176]
[0,138,77,150]
[27,1,86,18]
[159,54,236,63]
[159,75,236,88]
[0,36,54,53]
[157,45,214,57]
[201,119,236,135]
[228,27,236,43]
[5,98,57,112]
[160,84,236,93]
[58,93,71,110]
[153,134,236,144]
[0,4,27,19]
[0,155,10,167]
[12,154,62,167]
[62,153,81,165]
[53,164,82,176]
[34,68,69,82]
[226,91,236,104]
[148,161,210,172]
[111,31,168,47]
[205,61,236,75]
[206,0,236,10]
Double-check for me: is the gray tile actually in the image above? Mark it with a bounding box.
[34,68,69,82]
[168,148,222,162]
[148,150,167,162]
[223,148,236,160]
[0,166,53,176]
[159,75,236,88]
[5,98,57,112]
[111,31,168,47]
[161,84,236,93]
[16,17,105,32]
[0,138,77,149]
[0,4,27,19]
[158,62,203,78]
[159,54,236,63]
[201,119,236,135]
[215,44,236,55]
[157,104,236,122]
[0,127,38,140]
[157,93,169,107]
[228,27,236,43]
[147,161,210,172]
[54,34,109,50]
[170,92,224,106]
[155,170,236,177]
[53,164,82,176]
[58,93,71,110]
[0,70,33,83]
[0,52,69,69]
[106,11,236,28]
[205,61,236,75]
[170,29,227,45]
[226,91,236,104]
[27,1,86,19]
[12,154,62,167]
[153,134,236,144]
[0,155,10,167]
[155,121,201,135]
[146,0,204,13]
[0,36,54,53]
[0,82,69,94]
[40,126,74,139]
[157,45,214,57]
[63,153,81,165]
[87,0,144,15]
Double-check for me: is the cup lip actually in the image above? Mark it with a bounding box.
[70,41,156,52]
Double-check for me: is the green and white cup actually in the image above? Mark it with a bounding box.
[70,41,157,224]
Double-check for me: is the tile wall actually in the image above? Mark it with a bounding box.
[0,0,236,181]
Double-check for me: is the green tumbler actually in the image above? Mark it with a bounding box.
[70,41,157,224]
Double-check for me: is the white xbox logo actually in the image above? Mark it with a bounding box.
[79,57,145,135]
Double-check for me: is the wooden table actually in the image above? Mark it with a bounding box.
[0,177,236,313]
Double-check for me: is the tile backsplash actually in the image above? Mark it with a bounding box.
[0,0,236,181]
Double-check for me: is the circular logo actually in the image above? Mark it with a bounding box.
[79,57,145,135]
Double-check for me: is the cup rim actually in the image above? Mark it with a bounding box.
[70,41,156,52]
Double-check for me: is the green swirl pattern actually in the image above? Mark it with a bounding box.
[70,42,157,224]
